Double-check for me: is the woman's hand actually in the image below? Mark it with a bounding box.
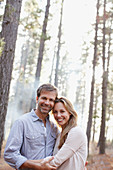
[39,156,56,170]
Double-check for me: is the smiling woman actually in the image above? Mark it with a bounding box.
[46,97,88,170]
[53,102,71,129]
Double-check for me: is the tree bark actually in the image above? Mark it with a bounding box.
[54,0,64,87]
[30,0,50,109]
[0,0,22,156]
[35,0,50,82]
[99,0,109,154]
[86,0,100,154]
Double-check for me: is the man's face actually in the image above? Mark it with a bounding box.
[37,90,56,115]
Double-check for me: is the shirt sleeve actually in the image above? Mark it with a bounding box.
[4,119,27,169]
[50,127,87,167]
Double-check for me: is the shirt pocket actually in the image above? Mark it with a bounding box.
[25,132,45,146]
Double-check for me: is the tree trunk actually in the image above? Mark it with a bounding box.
[0,0,22,156]
[49,46,56,83]
[92,87,98,142]
[30,0,50,109]
[35,0,50,82]
[99,0,109,154]
[54,0,64,87]
[86,0,100,155]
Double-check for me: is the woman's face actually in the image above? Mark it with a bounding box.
[53,102,70,128]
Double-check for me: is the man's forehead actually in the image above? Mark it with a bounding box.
[40,90,56,97]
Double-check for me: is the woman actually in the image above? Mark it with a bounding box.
[47,97,87,170]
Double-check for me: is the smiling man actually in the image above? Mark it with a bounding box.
[4,84,59,170]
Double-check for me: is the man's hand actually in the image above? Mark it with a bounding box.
[20,156,56,170]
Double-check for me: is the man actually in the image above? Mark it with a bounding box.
[4,84,59,170]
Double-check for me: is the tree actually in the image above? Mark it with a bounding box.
[54,0,64,87]
[49,46,56,83]
[35,0,51,84]
[12,0,41,115]
[30,0,51,108]
[86,0,100,154]
[92,86,100,142]
[0,0,22,156]
[99,0,111,154]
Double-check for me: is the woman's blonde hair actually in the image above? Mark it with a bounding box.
[53,97,78,149]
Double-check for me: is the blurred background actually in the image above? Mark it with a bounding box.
[0,0,113,157]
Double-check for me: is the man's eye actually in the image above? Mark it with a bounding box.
[53,111,57,114]
[50,99,55,102]
[42,97,46,100]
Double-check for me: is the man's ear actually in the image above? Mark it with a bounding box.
[36,96,38,103]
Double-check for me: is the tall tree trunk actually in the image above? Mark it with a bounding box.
[106,20,112,78]
[35,0,50,83]
[92,87,98,142]
[54,0,64,87]
[0,0,22,156]
[86,0,100,154]
[99,0,110,153]
[30,0,50,109]
[49,46,56,83]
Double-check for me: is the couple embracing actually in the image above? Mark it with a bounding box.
[4,83,87,170]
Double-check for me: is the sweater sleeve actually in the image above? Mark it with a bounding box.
[50,127,87,167]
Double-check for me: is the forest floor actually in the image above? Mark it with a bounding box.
[87,142,113,170]
[0,141,113,170]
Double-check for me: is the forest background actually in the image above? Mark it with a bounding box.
[0,0,113,159]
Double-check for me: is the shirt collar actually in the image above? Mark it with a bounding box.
[31,109,49,122]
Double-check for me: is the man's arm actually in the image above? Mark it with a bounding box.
[20,157,56,170]
[4,120,28,169]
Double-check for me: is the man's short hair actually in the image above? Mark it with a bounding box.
[37,84,58,98]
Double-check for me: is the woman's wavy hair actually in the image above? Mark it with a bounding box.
[53,97,78,149]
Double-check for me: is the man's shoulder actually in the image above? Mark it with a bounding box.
[14,111,31,123]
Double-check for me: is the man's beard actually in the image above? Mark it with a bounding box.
[38,105,52,114]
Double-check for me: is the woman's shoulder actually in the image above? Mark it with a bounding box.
[65,126,87,148]
[69,126,87,139]
[70,126,83,132]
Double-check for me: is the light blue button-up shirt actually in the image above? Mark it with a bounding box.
[4,109,59,169]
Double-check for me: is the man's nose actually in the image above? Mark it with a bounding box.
[45,100,50,105]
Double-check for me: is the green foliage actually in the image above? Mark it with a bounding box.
[0,14,3,24]
[81,40,90,64]
[6,4,16,18]
[0,38,5,57]
[41,33,51,41]
[20,0,42,36]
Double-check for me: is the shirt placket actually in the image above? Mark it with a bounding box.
[41,122,47,157]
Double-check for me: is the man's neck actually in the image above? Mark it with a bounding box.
[35,109,48,127]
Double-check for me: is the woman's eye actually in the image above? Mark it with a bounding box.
[61,110,65,113]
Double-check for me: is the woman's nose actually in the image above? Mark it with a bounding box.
[57,112,61,117]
